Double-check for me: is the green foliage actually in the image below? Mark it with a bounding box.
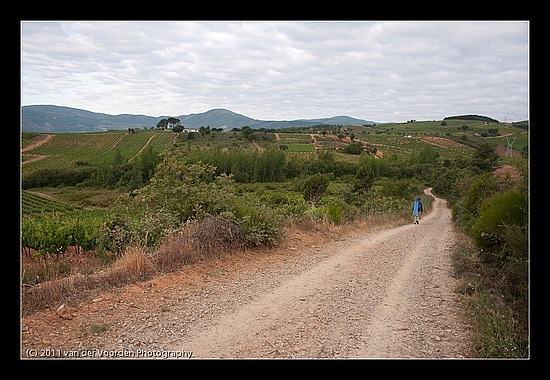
[466,290,528,358]
[439,156,529,357]
[341,141,363,154]
[372,176,424,199]
[254,147,287,182]
[354,158,375,192]
[241,126,254,141]
[232,197,284,246]
[22,167,96,189]
[183,147,287,183]
[129,152,234,225]
[472,190,528,258]
[455,172,501,233]
[418,145,439,165]
[317,196,347,224]
[362,193,409,216]
[116,150,288,248]
[301,173,330,205]
[444,114,499,123]
[21,210,107,258]
[259,190,309,218]
[470,142,500,173]
[97,214,134,256]
[431,162,473,206]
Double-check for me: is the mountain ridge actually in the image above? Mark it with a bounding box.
[21,105,376,133]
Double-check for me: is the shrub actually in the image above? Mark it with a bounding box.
[260,190,309,218]
[153,230,193,271]
[301,173,330,205]
[325,203,344,224]
[362,194,408,216]
[22,167,95,189]
[184,215,244,258]
[472,190,528,258]
[318,196,348,224]
[97,214,135,256]
[233,198,284,246]
[151,215,245,272]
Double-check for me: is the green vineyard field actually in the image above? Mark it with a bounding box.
[21,190,81,215]
[21,129,175,177]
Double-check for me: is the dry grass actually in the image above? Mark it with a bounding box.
[106,246,155,283]
[21,212,406,316]
[152,231,192,271]
[152,216,245,272]
[288,210,407,235]
[21,216,245,315]
[22,246,155,315]
[181,215,245,259]
[22,273,91,315]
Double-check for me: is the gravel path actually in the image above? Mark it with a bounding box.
[21,188,472,359]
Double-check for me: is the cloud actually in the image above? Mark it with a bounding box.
[21,21,529,122]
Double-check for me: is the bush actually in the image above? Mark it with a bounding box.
[301,173,330,205]
[260,190,309,218]
[184,215,244,258]
[233,198,284,246]
[324,203,344,224]
[362,194,408,216]
[97,214,135,256]
[152,216,245,272]
[318,196,348,224]
[472,190,528,258]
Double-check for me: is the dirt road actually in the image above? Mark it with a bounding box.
[170,188,471,358]
[21,188,472,359]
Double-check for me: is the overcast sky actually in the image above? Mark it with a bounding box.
[21,21,529,123]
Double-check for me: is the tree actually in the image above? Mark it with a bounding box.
[342,141,363,155]
[311,150,336,175]
[301,173,330,205]
[167,117,181,127]
[130,151,235,226]
[136,145,160,182]
[199,126,211,136]
[157,119,168,129]
[254,147,286,182]
[241,126,254,141]
[355,160,375,192]
[471,143,500,173]
[157,117,180,129]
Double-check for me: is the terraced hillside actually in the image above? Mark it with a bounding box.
[21,130,175,177]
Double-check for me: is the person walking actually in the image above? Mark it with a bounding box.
[412,197,423,224]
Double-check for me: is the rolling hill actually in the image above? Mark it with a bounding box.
[21,105,158,133]
[21,105,376,133]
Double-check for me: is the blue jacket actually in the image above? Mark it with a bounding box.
[413,198,423,216]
